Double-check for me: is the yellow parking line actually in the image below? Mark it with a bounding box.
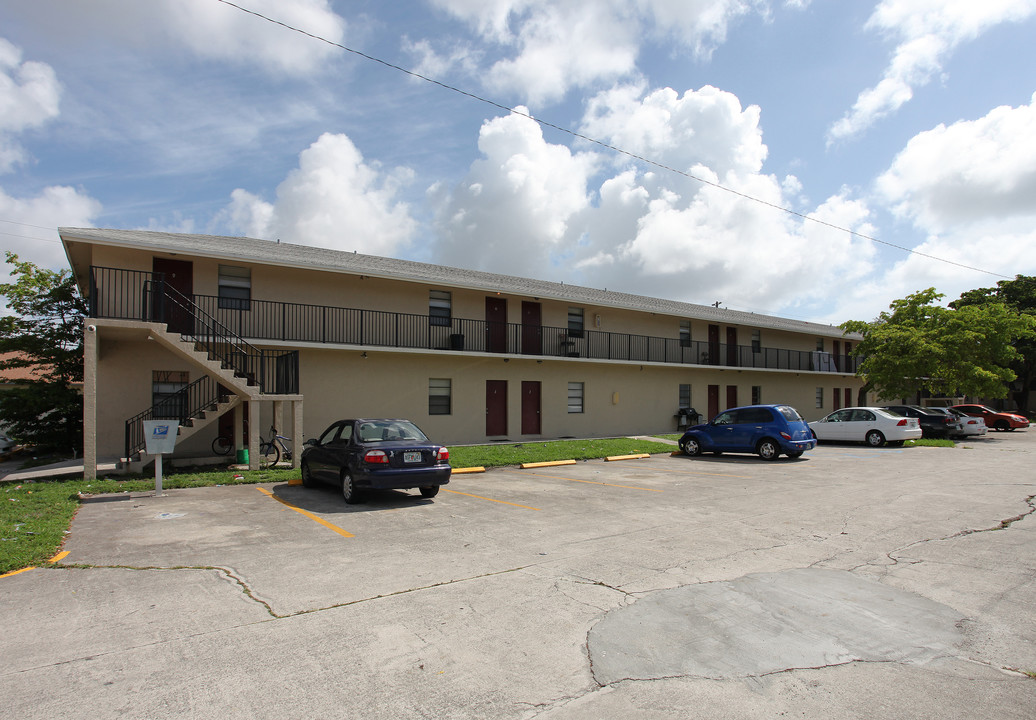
[528,472,663,492]
[440,488,541,511]
[257,487,354,538]
[50,551,69,563]
[0,566,35,579]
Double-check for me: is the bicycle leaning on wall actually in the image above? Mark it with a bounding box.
[212,425,292,467]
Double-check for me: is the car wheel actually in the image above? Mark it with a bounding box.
[679,436,702,456]
[995,420,1010,431]
[865,430,886,447]
[301,461,317,488]
[757,438,779,461]
[419,485,440,498]
[341,471,362,504]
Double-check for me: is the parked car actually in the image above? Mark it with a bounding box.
[946,407,987,437]
[678,404,816,460]
[880,405,960,439]
[300,418,451,504]
[949,404,1029,432]
[808,407,922,447]
[923,407,966,438]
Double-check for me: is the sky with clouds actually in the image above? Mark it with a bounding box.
[2,0,1035,324]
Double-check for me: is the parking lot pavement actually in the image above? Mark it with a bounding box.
[2,432,1034,719]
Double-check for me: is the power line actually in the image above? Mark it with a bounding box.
[222,0,1009,279]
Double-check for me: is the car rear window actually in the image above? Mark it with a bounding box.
[740,407,775,423]
[776,405,802,422]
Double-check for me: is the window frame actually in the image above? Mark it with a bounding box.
[429,290,452,328]
[567,381,584,414]
[567,307,584,338]
[428,377,452,415]
[217,264,251,310]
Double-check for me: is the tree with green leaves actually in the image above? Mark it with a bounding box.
[950,275,1036,412]
[841,287,1036,404]
[0,252,87,454]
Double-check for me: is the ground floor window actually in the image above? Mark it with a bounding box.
[567,382,584,413]
[152,371,189,419]
[679,383,691,408]
[429,378,452,415]
[751,385,762,405]
[816,387,824,408]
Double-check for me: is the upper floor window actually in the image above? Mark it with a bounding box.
[816,338,825,351]
[680,320,692,347]
[430,290,452,327]
[752,330,761,353]
[568,307,584,338]
[218,265,251,310]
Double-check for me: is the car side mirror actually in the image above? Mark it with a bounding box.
[304,438,319,448]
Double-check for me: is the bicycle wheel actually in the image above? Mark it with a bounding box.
[212,436,233,455]
[260,441,280,467]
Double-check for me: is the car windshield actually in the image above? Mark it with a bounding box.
[357,420,429,443]
[776,406,803,422]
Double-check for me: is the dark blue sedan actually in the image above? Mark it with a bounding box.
[678,404,816,460]
[301,419,451,503]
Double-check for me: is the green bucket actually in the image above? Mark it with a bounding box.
[236,448,249,464]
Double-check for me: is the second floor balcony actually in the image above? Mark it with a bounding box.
[89,266,861,374]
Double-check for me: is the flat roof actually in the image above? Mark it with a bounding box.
[59,227,857,338]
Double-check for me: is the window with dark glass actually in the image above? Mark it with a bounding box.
[218,265,251,310]
[679,383,691,408]
[152,371,189,419]
[568,307,584,338]
[751,385,761,405]
[429,378,452,415]
[680,320,691,347]
[430,290,452,327]
[752,330,761,353]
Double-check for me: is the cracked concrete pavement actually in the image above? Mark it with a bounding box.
[1,431,1034,718]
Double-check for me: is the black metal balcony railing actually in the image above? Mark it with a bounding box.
[91,267,299,395]
[89,266,860,374]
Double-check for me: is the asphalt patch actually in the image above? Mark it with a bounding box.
[588,567,963,684]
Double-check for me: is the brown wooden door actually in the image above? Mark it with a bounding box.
[844,388,852,408]
[708,384,720,420]
[152,258,194,334]
[486,380,507,436]
[726,385,738,410]
[521,381,541,435]
[833,387,841,411]
[726,327,738,366]
[486,297,507,353]
[521,301,542,355]
[708,325,720,365]
[832,340,841,372]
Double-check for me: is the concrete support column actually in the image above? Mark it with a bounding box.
[83,322,98,480]
[292,399,304,469]
[248,399,260,471]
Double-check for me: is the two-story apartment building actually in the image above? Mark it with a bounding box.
[60,228,865,478]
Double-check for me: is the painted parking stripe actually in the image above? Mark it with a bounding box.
[257,487,355,538]
[0,551,72,579]
[440,488,541,511]
[528,472,663,492]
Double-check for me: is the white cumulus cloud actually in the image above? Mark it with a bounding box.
[829,0,1036,142]
[0,38,61,173]
[222,133,417,255]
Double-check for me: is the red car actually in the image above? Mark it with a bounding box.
[949,404,1029,432]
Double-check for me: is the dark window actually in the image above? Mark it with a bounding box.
[679,383,691,408]
[152,370,188,419]
[567,307,584,338]
[679,320,691,347]
[218,265,251,310]
[429,378,452,415]
[430,290,451,327]
[751,385,761,405]
[752,330,761,353]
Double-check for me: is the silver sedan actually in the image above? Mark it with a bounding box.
[809,407,923,447]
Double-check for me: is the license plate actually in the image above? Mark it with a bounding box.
[403,451,422,463]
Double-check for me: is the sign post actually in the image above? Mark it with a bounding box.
[142,420,179,497]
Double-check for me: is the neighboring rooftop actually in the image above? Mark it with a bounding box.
[60,227,856,338]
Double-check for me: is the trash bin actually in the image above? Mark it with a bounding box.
[236,448,249,465]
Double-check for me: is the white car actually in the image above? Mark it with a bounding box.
[809,407,922,447]
[947,408,987,436]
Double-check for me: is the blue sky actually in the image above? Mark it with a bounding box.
[2,0,1035,324]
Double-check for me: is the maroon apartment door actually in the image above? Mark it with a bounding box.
[521,381,541,435]
[521,301,542,355]
[486,297,507,353]
[486,380,507,436]
[708,325,720,365]
[726,327,738,366]
[152,258,194,334]
[708,384,720,420]
[726,385,738,409]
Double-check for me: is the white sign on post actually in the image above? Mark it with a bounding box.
[142,420,179,497]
